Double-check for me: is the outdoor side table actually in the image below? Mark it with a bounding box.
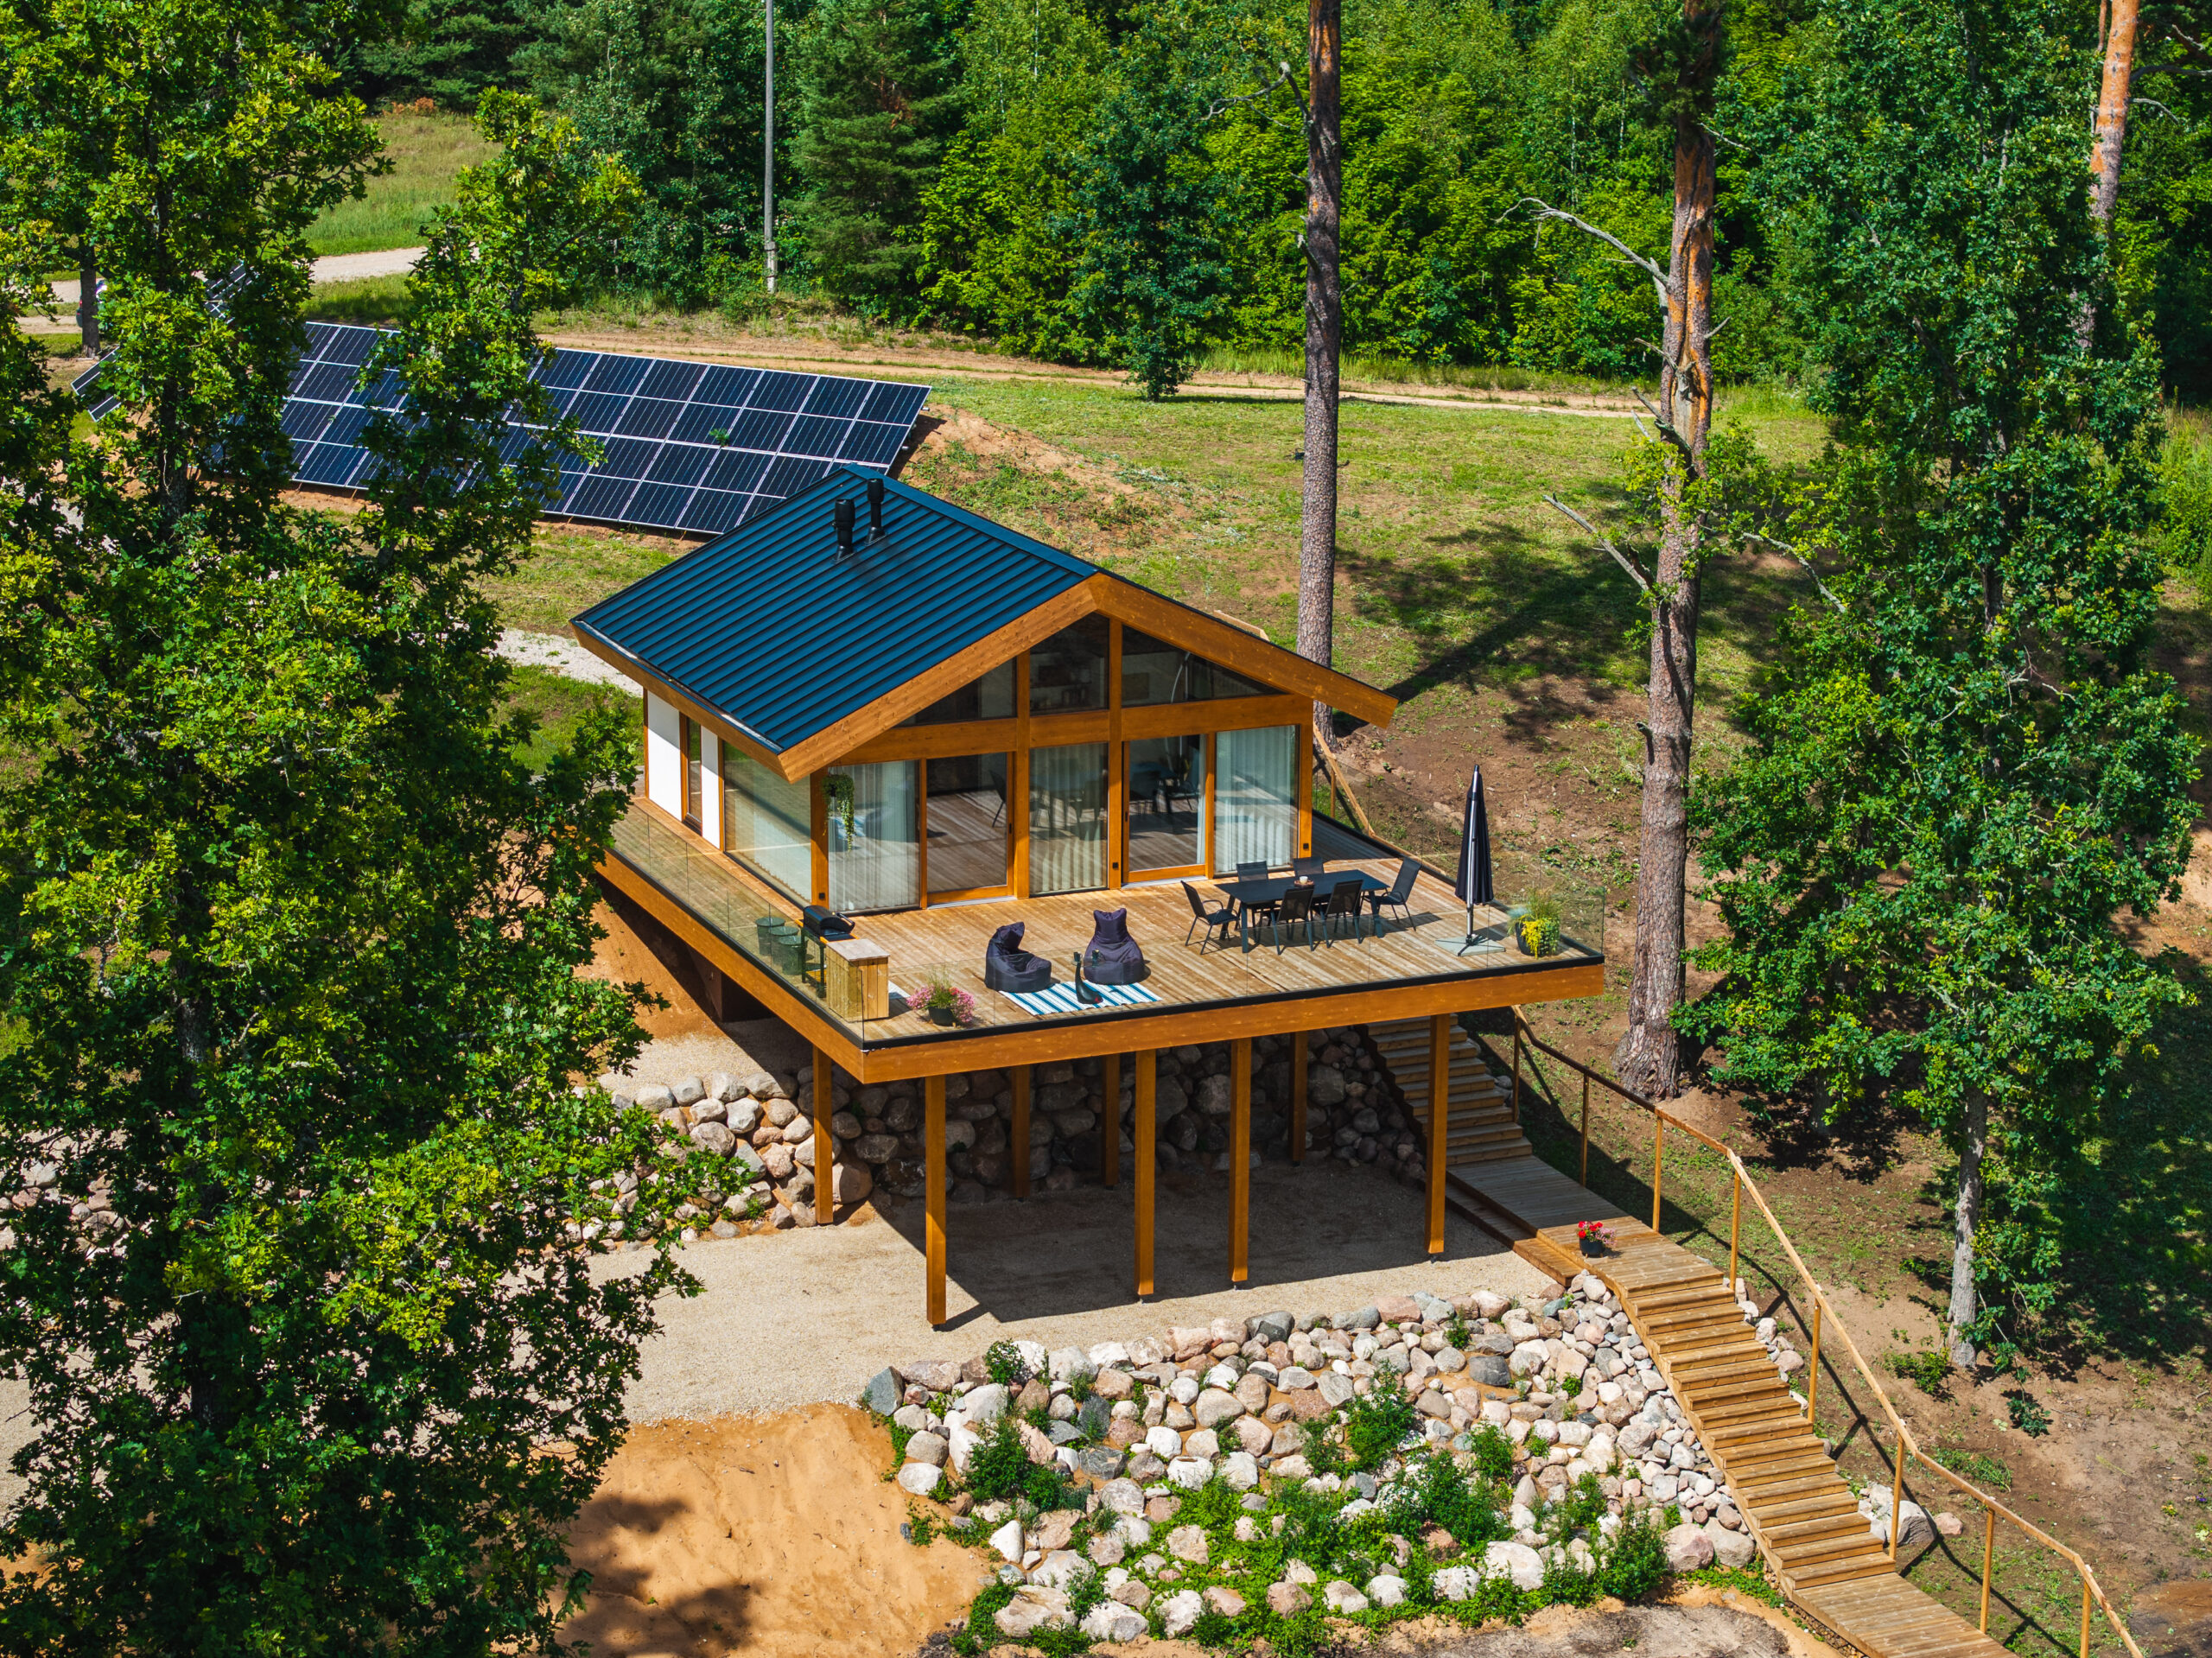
[824,937,892,1021]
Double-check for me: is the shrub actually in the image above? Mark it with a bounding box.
[951,1581,1016,1654]
[2005,1389,2051,1437]
[1445,1312,1473,1352]
[1466,1423,1514,1483]
[963,1415,1044,1502]
[1596,1504,1671,1601]
[1930,1445,2012,1490]
[1885,1350,1951,1394]
[1395,1451,1510,1546]
[984,1340,1031,1388]
[1341,1386,1418,1470]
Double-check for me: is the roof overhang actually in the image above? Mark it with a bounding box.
[574,571,1396,782]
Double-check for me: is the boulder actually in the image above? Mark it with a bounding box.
[1193,1388,1245,1428]
[989,1518,1024,1560]
[1707,1521,1757,1569]
[1110,1579,1152,1612]
[1277,1365,1318,1390]
[1433,1566,1481,1602]
[1097,1478,1145,1516]
[1030,1549,1088,1591]
[1368,1574,1408,1608]
[905,1431,948,1467]
[1266,1580,1313,1616]
[1167,1458,1211,1490]
[950,1383,1008,1427]
[1220,1452,1260,1490]
[1466,1356,1513,1388]
[1079,1604,1147,1642]
[902,1358,961,1393]
[1203,1586,1247,1618]
[1166,1523,1210,1565]
[1323,1580,1370,1614]
[895,1463,942,1496]
[1160,1589,1205,1637]
[1049,1345,1098,1386]
[1484,1540,1546,1591]
[861,1368,900,1414]
[1663,1523,1715,1572]
[994,1586,1073,1638]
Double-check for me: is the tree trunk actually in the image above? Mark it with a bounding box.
[1948,1088,1988,1366]
[2088,0,2139,226]
[77,241,99,355]
[1298,0,1343,746]
[1614,15,1717,1101]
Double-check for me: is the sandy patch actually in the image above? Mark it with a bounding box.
[561,1406,981,1658]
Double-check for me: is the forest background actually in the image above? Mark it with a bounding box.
[346,0,2212,403]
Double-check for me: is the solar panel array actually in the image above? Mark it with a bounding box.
[74,324,931,538]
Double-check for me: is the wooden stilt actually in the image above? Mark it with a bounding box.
[1289,1033,1308,1165]
[1135,1050,1156,1297]
[1010,1064,1031,1200]
[1101,1052,1121,1189]
[1426,1013,1449,1256]
[1230,1037,1251,1285]
[925,1074,947,1326]
[812,1044,835,1225]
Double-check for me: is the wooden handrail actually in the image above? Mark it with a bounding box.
[1510,1010,2145,1658]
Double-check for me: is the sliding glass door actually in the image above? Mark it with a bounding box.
[1029,741,1109,895]
[828,760,920,912]
[1126,734,1207,877]
[925,753,1011,899]
[1211,725,1298,874]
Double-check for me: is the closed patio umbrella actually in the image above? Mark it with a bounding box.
[1453,765,1497,953]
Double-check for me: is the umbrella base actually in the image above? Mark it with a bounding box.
[1457,906,1508,956]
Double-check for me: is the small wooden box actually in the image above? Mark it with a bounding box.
[824,937,892,1021]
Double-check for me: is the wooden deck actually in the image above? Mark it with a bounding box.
[1434,1153,2012,1658]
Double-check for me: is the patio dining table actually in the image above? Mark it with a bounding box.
[1215,869,1387,951]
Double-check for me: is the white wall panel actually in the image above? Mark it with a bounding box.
[645,693,682,817]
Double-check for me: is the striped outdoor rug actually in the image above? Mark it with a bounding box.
[1003,980,1163,1017]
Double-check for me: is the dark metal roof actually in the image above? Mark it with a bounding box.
[572,466,1098,754]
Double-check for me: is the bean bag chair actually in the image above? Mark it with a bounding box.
[1082,908,1148,985]
[984,922,1053,992]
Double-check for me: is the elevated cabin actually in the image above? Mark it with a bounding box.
[575,467,1602,1323]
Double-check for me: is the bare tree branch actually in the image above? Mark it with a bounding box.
[1631,386,1695,462]
[1742,530,1846,614]
[1518,198,1669,309]
[1207,61,1295,122]
[1544,493,1655,596]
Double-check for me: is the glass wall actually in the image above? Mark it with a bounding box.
[1028,616,1109,714]
[828,760,920,912]
[904,660,1015,726]
[722,751,812,899]
[1121,629,1264,706]
[682,716,704,828]
[1127,734,1206,873]
[1030,741,1109,895]
[925,753,1011,896]
[1212,725,1299,873]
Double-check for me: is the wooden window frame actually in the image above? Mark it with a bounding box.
[919,750,1017,906]
[681,715,703,831]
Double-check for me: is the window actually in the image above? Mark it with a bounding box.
[722,752,811,899]
[1121,628,1265,706]
[1127,734,1206,873]
[828,760,920,912]
[925,753,1011,896]
[1212,725,1299,874]
[682,716,703,829]
[903,660,1016,726]
[1028,615,1109,714]
[1029,741,1109,895]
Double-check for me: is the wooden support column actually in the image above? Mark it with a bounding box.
[1101,1053,1121,1188]
[1135,1050,1156,1297]
[1230,1037,1251,1286]
[925,1074,947,1326]
[813,1044,836,1225]
[1010,1064,1032,1199]
[1426,1013,1450,1256]
[1289,1032,1308,1165]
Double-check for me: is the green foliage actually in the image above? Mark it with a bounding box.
[2154,421,2212,600]
[1339,1384,1419,1470]
[984,1338,1033,1387]
[2004,1390,2052,1438]
[1465,1423,1515,1482]
[954,1581,1018,1654]
[0,40,669,1647]
[1885,1350,1952,1396]
[1596,1506,1675,1601]
[1393,1451,1510,1546]
[1445,1312,1473,1351]
[1929,1446,2012,1491]
[963,1415,1040,1502]
[521,0,767,303]
[1686,0,2201,1346]
[351,0,542,109]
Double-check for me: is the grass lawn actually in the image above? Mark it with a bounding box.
[308,111,493,257]
[501,664,640,776]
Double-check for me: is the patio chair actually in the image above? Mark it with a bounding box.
[1181,881,1237,954]
[984,921,1052,992]
[1236,861,1269,882]
[1365,858,1421,933]
[1293,855,1325,880]
[1083,907,1149,984]
[1320,874,1365,943]
[1258,881,1319,955]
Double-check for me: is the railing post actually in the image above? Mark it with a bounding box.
[1980,1507,1996,1631]
[1728,1172,1741,1293]
[1580,1070,1591,1185]
[1807,1299,1822,1426]
[1891,1438,1906,1561]
[2081,1581,2093,1658]
[1510,1018,1522,1126]
[1650,1115,1664,1234]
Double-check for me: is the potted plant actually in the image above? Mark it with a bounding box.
[1516,892,1563,957]
[1576,1219,1615,1258]
[921,975,976,1027]
[824,773,858,842]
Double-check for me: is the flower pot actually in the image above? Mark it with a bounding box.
[1579,1236,1608,1257]
[927,1005,957,1026]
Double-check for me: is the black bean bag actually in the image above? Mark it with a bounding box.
[984,922,1052,993]
[1082,907,1148,985]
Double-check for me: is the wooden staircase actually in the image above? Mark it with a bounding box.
[1366,1018,1530,1166]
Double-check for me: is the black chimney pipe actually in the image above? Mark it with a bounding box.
[834,497,855,556]
[866,476,886,544]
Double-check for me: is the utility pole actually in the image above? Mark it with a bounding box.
[763,0,779,295]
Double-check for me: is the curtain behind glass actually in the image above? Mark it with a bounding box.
[1212,726,1298,873]
[1029,742,1108,895]
[723,753,812,899]
[829,761,920,912]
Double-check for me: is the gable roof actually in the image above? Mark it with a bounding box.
[571,466,1395,780]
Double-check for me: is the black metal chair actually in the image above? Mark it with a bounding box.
[1321,874,1365,943]
[1365,858,1421,933]
[1236,861,1269,882]
[1259,881,1319,954]
[1293,855,1325,881]
[1181,881,1237,954]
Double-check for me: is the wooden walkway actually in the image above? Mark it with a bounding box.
[1433,1152,2012,1658]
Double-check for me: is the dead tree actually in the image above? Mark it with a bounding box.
[1529,0,1720,1099]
